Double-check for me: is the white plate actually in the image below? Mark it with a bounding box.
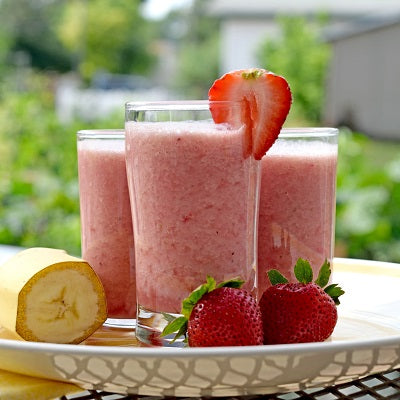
[0,258,400,397]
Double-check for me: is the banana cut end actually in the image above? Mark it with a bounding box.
[16,262,108,344]
[0,248,109,344]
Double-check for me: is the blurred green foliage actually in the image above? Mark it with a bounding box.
[336,130,400,262]
[0,0,156,82]
[0,73,120,256]
[58,0,156,81]
[258,16,331,124]
[0,0,72,72]
[0,3,399,264]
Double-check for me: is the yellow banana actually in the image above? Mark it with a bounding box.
[0,248,107,344]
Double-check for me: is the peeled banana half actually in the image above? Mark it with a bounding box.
[0,248,107,344]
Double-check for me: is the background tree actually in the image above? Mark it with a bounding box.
[57,0,157,81]
[0,0,72,72]
[258,16,331,123]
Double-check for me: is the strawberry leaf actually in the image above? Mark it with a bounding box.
[268,269,289,285]
[325,283,345,305]
[162,312,177,323]
[216,277,245,289]
[161,316,187,342]
[181,275,216,319]
[314,260,331,288]
[294,258,313,284]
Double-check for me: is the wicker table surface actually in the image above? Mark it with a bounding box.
[60,368,400,400]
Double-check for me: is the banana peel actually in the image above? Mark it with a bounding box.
[0,369,82,400]
[0,247,107,344]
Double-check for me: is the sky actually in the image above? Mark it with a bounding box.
[141,0,193,19]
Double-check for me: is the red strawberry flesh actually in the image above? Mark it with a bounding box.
[208,68,292,160]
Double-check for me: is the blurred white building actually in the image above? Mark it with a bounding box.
[207,0,400,73]
[324,12,400,139]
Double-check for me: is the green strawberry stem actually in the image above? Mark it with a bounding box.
[267,258,345,305]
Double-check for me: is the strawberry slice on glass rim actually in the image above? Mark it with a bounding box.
[208,68,292,160]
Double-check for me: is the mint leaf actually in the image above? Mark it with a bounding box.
[217,277,245,289]
[325,283,345,305]
[315,260,331,288]
[294,258,313,283]
[268,269,289,285]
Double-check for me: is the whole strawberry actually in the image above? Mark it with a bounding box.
[260,259,344,345]
[162,276,263,347]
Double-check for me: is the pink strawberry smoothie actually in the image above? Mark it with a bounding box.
[78,133,136,319]
[258,134,337,297]
[125,121,259,314]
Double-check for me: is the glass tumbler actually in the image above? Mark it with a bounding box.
[258,128,338,297]
[77,129,136,326]
[125,101,260,346]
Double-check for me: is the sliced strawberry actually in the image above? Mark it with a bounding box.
[208,68,292,160]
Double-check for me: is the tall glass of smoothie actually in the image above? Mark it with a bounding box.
[77,129,136,325]
[258,128,338,297]
[125,101,260,346]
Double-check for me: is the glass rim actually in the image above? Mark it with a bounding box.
[125,102,338,137]
[125,100,242,112]
[77,129,125,140]
[76,127,337,140]
[279,127,338,138]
